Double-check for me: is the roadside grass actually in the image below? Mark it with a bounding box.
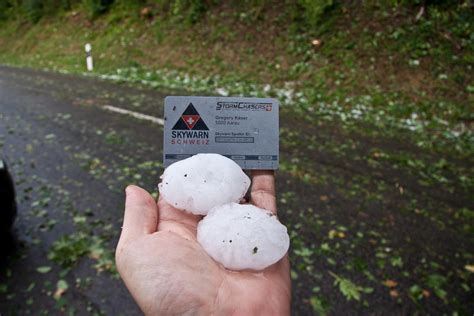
[0,3,471,149]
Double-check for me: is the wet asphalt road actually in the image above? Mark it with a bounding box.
[0,66,170,315]
[0,65,473,315]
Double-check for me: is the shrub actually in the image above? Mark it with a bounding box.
[83,0,115,18]
[155,0,209,24]
[0,0,12,21]
[23,0,44,22]
[298,0,334,29]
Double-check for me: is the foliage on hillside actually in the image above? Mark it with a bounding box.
[0,1,472,153]
[0,0,466,30]
[0,1,471,152]
[1,0,336,23]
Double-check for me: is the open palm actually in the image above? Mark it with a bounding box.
[116,171,291,315]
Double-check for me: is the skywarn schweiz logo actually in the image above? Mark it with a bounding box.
[171,103,209,145]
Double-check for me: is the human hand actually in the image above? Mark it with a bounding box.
[115,170,291,315]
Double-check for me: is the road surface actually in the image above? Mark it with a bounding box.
[0,65,472,315]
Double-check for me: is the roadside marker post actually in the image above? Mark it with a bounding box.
[85,43,93,71]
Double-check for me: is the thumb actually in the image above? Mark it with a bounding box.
[118,185,158,244]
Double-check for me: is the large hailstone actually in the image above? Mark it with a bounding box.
[197,203,290,271]
[158,154,250,215]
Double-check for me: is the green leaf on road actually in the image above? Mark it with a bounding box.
[330,272,373,302]
[36,266,52,273]
[54,279,69,300]
[310,295,330,315]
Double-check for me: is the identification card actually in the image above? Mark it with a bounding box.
[163,96,279,170]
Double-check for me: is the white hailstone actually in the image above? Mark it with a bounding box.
[197,203,290,271]
[158,154,250,215]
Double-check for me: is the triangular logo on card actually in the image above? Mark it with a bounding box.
[172,103,209,130]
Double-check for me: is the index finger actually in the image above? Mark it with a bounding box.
[250,170,277,214]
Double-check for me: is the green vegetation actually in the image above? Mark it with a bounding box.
[0,0,473,314]
[0,1,471,157]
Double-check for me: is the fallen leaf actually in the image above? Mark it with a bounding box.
[329,229,345,239]
[465,264,474,273]
[36,266,52,274]
[140,7,152,18]
[422,289,430,298]
[89,249,103,260]
[53,280,69,300]
[389,290,399,298]
[383,280,398,288]
[311,39,322,47]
